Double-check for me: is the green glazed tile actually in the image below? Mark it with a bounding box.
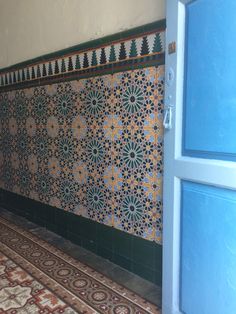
[112,253,132,271]
[97,245,113,260]
[113,229,133,259]
[132,262,156,283]
[82,238,97,254]
[133,236,156,269]
[97,223,113,249]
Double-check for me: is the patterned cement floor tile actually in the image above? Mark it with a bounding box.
[0,216,160,313]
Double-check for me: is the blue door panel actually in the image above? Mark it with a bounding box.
[183,0,236,160]
[181,181,236,314]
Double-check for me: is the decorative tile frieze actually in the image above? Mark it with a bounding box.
[0,27,165,90]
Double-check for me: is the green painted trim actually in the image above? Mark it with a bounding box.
[0,188,162,285]
[0,19,166,74]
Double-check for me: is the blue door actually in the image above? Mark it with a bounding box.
[163,1,236,314]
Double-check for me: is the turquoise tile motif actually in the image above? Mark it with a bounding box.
[0,66,164,243]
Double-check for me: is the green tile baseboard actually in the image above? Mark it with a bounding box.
[0,188,162,285]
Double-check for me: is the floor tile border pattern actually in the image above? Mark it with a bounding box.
[0,21,165,91]
[0,216,160,313]
[0,244,89,313]
[0,206,162,307]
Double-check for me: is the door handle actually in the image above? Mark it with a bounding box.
[163,106,173,130]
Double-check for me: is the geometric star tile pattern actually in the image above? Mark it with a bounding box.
[0,66,164,244]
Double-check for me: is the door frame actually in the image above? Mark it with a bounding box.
[162,1,236,313]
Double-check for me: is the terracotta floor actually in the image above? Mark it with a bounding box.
[0,208,161,313]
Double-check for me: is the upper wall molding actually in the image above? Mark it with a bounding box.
[0,20,166,91]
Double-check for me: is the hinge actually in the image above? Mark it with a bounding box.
[168,41,176,54]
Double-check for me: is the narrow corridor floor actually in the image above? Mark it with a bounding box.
[0,208,161,313]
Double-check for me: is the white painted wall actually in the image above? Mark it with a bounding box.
[0,0,165,69]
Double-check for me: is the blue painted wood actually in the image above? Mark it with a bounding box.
[183,0,236,161]
[181,181,236,314]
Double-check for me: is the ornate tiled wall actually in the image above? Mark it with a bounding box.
[0,21,165,244]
